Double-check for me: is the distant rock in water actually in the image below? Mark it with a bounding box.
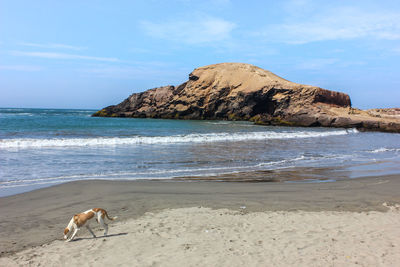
[93,63,400,133]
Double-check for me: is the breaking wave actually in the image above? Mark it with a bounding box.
[0,129,358,149]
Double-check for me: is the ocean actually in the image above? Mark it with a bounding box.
[1,108,399,197]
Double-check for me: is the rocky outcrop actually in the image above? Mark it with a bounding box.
[93,63,400,133]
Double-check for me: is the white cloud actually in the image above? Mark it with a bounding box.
[0,65,43,71]
[258,6,400,44]
[391,47,400,56]
[81,65,185,81]
[295,58,367,70]
[82,66,146,78]
[10,51,119,62]
[19,42,86,51]
[296,58,339,70]
[176,0,231,7]
[141,16,236,44]
[212,0,231,5]
[282,0,315,15]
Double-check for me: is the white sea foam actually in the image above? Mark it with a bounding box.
[0,159,300,187]
[0,152,355,189]
[0,112,34,117]
[0,129,358,149]
[256,156,307,167]
[369,147,400,153]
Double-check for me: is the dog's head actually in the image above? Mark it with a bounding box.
[63,227,70,240]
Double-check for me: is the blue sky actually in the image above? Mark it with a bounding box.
[1,0,399,109]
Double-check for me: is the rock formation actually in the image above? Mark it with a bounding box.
[93,63,400,133]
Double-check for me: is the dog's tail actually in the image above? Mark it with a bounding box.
[104,210,117,221]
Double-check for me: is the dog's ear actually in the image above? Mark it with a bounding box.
[64,228,70,235]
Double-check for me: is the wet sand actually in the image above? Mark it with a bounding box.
[1,174,400,257]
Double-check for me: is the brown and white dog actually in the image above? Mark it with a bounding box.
[63,208,117,242]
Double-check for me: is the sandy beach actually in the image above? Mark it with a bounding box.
[3,0,400,266]
[1,175,400,266]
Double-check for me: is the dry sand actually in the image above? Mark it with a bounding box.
[1,206,400,266]
[1,175,400,266]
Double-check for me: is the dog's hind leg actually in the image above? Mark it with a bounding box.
[99,217,108,236]
[86,225,96,238]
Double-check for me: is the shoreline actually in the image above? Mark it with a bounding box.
[1,174,400,256]
[2,163,399,198]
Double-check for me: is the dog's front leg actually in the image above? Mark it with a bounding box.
[86,225,96,238]
[67,228,79,242]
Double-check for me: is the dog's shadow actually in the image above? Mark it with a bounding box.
[71,232,128,242]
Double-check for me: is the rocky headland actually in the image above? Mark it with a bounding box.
[93,63,400,133]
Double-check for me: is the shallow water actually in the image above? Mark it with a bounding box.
[1,108,399,196]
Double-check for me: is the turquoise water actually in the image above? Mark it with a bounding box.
[1,108,400,196]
